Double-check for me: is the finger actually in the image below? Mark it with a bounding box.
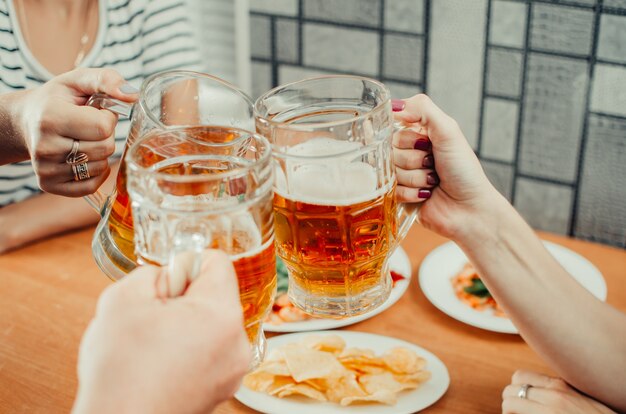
[49,103,118,142]
[393,94,461,144]
[396,167,438,189]
[396,185,432,203]
[95,264,161,315]
[511,370,569,391]
[44,166,110,197]
[393,128,431,150]
[502,396,552,414]
[38,159,110,184]
[58,67,139,102]
[184,250,240,304]
[502,385,569,406]
[394,147,431,170]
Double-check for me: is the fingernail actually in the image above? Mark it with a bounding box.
[414,138,431,151]
[391,99,405,112]
[418,189,432,199]
[422,154,434,168]
[119,82,139,94]
[427,172,439,186]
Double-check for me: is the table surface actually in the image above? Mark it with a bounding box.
[1,225,624,414]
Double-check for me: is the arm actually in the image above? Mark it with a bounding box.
[393,95,626,412]
[0,91,30,164]
[0,161,119,254]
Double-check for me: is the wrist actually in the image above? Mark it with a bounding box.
[0,90,30,163]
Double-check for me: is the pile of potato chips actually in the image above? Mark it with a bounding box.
[243,334,431,406]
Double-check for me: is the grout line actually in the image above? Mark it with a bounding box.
[422,0,431,93]
[568,0,604,237]
[476,0,493,156]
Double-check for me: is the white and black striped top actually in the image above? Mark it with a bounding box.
[0,0,202,206]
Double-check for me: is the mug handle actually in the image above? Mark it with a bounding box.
[83,94,134,213]
[391,122,421,251]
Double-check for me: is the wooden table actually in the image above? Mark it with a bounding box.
[1,225,624,414]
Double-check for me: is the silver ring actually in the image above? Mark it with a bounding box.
[517,383,532,399]
[73,162,90,181]
[66,140,80,163]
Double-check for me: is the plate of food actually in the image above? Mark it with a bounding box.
[264,247,412,333]
[235,330,449,414]
[418,240,607,334]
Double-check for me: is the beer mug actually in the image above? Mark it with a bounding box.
[255,75,417,318]
[126,126,275,366]
[85,71,254,280]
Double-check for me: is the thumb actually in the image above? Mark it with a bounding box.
[57,67,139,103]
[183,250,241,304]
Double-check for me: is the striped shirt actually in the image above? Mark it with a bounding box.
[0,0,203,206]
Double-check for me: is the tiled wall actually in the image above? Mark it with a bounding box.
[250,0,626,248]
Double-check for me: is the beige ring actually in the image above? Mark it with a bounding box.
[517,383,532,399]
[73,162,90,181]
[65,140,80,164]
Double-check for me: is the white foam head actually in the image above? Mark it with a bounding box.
[275,138,383,205]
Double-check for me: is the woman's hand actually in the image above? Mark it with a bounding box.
[73,250,250,414]
[502,370,618,414]
[392,95,502,239]
[11,67,138,197]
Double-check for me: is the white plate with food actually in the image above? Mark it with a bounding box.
[235,330,449,414]
[418,240,607,334]
[264,247,412,333]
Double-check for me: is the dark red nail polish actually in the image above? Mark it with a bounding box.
[391,99,405,112]
[427,172,439,186]
[422,154,434,168]
[414,138,431,151]
[418,189,432,199]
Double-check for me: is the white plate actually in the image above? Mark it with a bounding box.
[264,247,412,333]
[418,240,607,334]
[235,330,450,414]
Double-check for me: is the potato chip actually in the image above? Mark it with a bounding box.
[382,347,426,374]
[267,376,298,396]
[359,372,417,394]
[340,389,398,406]
[302,334,346,354]
[283,346,346,382]
[339,347,376,359]
[257,360,290,376]
[242,371,276,393]
[276,383,328,401]
[325,372,368,403]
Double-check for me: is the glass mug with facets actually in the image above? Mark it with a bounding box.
[84,71,255,280]
[126,126,276,366]
[255,75,417,318]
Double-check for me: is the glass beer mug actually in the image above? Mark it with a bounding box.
[126,126,276,366]
[255,75,417,318]
[85,71,254,280]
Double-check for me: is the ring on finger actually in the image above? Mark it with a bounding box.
[65,139,80,163]
[517,384,532,399]
[72,162,90,181]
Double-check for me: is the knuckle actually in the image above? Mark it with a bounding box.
[97,68,120,87]
[511,369,523,383]
[95,119,115,139]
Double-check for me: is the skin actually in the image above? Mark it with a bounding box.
[72,250,250,414]
[393,94,626,413]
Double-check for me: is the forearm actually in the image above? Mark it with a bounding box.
[0,90,30,165]
[455,192,626,411]
[0,192,99,253]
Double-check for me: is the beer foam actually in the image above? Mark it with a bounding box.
[276,138,383,205]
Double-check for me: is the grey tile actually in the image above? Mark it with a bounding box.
[481,98,519,162]
[597,14,626,64]
[530,4,594,55]
[514,178,574,235]
[251,0,299,16]
[590,64,626,117]
[575,115,626,247]
[279,65,333,85]
[481,161,514,201]
[486,49,523,98]
[303,0,380,27]
[490,0,527,48]
[384,0,424,34]
[428,0,488,149]
[519,54,589,182]
[250,15,271,59]
[251,61,272,99]
[604,0,626,8]
[383,34,423,83]
[384,81,422,99]
[276,19,298,63]
[303,23,379,76]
